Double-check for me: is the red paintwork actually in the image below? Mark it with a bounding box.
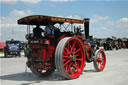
[57,34,68,43]
[30,45,55,61]
[56,32,73,43]
[0,42,6,51]
[28,44,55,75]
[27,35,90,71]
[76,36,83,41]
[45,35,54,38]
[27,38,55,69]
[27,45,55,70]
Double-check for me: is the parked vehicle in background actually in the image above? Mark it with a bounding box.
[4,39,21,57]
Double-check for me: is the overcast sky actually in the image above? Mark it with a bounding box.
[0,0,128,41]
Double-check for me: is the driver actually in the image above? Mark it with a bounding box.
[33,25,44,38]
[44,23,58,36]
[44,22,58,45]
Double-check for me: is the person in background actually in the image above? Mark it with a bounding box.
[33,25,44,38]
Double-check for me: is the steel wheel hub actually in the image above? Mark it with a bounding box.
[70,53,76,61]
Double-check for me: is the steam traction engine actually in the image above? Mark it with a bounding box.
[18,15,106,79]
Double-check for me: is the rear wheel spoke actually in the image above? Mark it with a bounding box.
[64,47,70,53]
[64,60,71,66]
[63,58,68,63]
[65,65,68,73]
[74,48,81,54]
[72,42,76,52]
[63,55,70,59]
[76,58,82,62]
[75,53,80,57]
[68,63,72,71]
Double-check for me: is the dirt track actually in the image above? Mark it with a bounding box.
[0,49,128,85]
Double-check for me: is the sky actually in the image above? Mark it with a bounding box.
[0,0,128,41]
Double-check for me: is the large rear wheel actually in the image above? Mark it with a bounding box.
[93,49,106,72]
[55,37,85,79]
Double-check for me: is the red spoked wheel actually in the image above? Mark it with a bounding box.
[55,37,85,79]
[93,49,106,72]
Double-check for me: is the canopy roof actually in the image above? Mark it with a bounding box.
[18,15,84,26]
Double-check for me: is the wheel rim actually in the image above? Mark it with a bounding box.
[62,38,85,78]
[96,50,106,71]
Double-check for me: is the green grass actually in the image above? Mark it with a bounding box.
[0,51,4,54]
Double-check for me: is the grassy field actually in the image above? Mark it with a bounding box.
[0,51,4,54]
